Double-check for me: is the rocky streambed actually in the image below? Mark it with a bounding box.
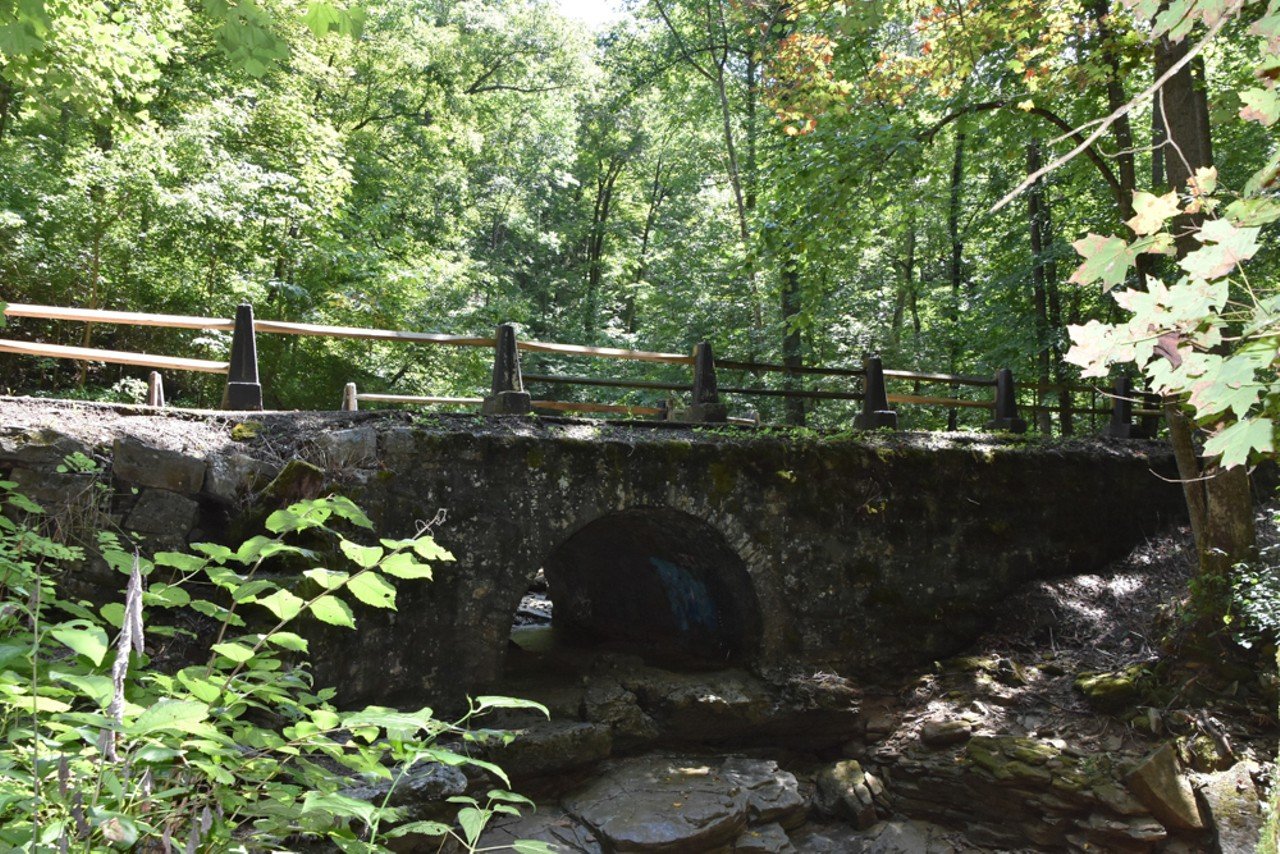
[379,532,1276,854]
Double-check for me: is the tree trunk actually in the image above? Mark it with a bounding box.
[781,253,805,425]
[1027,142,1053,434]
[946,128,966,431]
[1154,34,1255,608]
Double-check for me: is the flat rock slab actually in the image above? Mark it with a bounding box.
[789,819,977,853]
[113,436,206,492]
[564,754,801,852]
[477,805,604,853]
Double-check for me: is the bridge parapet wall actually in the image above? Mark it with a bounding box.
[0,399,1185,706]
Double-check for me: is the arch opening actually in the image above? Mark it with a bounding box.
[530,508,762,667]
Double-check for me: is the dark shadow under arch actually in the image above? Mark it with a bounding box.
[541,508,762,666]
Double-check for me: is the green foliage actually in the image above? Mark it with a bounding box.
[1230,504,1280,649]
[0,476,547,851]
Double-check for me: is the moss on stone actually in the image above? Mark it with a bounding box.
[231,421,261,442]
[1074,664,1148,712]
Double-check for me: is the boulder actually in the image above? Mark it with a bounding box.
[814,760,878,829]
[583,680,661,748]
[721,757,807,829]
[477,805,604,854]
[484,720,612,780]
[126,489,199,537]
[1124,744,1205,831]
[112,437,206,493]
[1196,760,1262,853]
[563,754,752,852]
[920,719,972,748]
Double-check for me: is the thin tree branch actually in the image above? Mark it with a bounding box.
[992,15,1228,212]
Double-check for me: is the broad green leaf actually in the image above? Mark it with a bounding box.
[192,543,235,563]
[267,632,309,652]
[457,807,489,846]
[413,538,455,562]
[304,568,349,590]
[232,579,276,603]
[210,642,255,663]
[256,588,305,621]
[1226,198,1280,227]
[474,696,551,717]
[301,791,377,825]
[177,670,222,704]
[378,552,432,580]
[310,595,355,628]
[487,789,535,808]
[1069,234,1136,290]
[128,699,211,736]
[50,623,109,667]
[512,841,557,854]
[100,602,125,629]
[340,541,384,569]
[1240,87,1280,126]
[382,820,451,839]
[347,572,396,609]
[325,495,374,528]
[145,583,190,608]
[52,672,114,707]
[1203,418,1275,468]
[154,552,207,572]
[1180,220,1261,280]
[1126,191,1180,235]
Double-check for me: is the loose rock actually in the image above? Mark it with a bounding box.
[1124,744,1205,831]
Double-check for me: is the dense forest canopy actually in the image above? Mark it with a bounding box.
[0,0,1275,430]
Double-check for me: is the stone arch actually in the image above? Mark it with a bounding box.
[530,506,764,666]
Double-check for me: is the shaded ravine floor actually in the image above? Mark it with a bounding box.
[384,514,1277,853]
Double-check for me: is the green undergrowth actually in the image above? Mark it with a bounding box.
[0,471,550,853]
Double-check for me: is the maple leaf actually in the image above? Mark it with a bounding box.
[1065,320,1120,377]
[1203,417,1275,469]
[1126,191,1181,235]
[1069,234,1136,290]
[1240,88,1280,126]
[1189,166,1217,196]
[1178,220,1262,280]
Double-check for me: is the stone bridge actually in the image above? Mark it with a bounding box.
[0,400,1185,707]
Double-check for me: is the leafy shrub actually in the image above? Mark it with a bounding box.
[1231,503,1280,651]
[0,476,551,852]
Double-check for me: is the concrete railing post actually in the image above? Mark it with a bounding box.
[986,368,1027,433]
[855,355,897,430]
[670,341,727,423]
[223,303,263,411]
[342,382,359,412]
[482,323,532,415]
[146,371,165,408]
[1107,376,1135,438]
